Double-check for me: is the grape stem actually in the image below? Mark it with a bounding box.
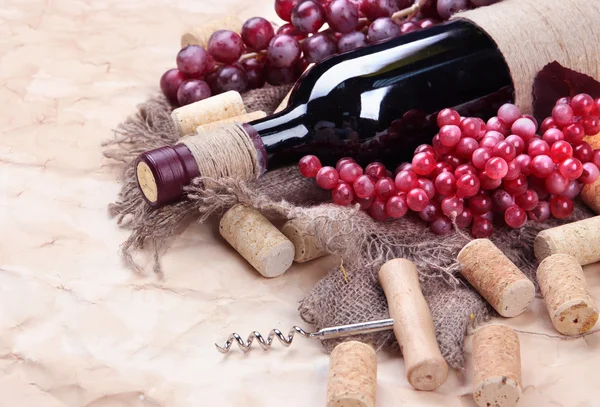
[391,0,424,21]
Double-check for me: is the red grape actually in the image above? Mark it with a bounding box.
[595,150,600,168]
[333,181,355,205]
[298,155,323,177]
[212,65,249,93]
[337,31,367,53]
[492,140,516,161]
[472,147,492,169]
[176,45,211,77]
[488,116,510,136]
[476,211,494,222]
[355,195,374,209]
[367,17,401,43]
[444,154,463,169]
[456,207,473,228]
[456,173,480,197]
[542,128,564,146]
[558,157,583,180]
[549,140,573,163]
[504,205,527,228]
[479,171,502,190]
[549,196,574,219]
[326,0,359,33]
[571,93,594,116]
[504,159,521,181]
[265,65,298,85]
[395,170,419,192]
[160,68,186,105]
[292,0,326,33]
[177,79,211,106]
[241,17,275,50]
[412,152,437,175]
[361,0,398,20]
[241,57,266,90]
[471,217,493,238]
[419,203,441,222]
[438,125,461,147]
[540,117,558,133]
[435,172,457,196]
[552,103,574,127]
[207,30,245,64]
[415,144,435,156]
[430,216,452,235]
[417,178,436,199]
[573,142,594,163]
[460,117,482,139]
[511,117,536,141]
[455,164,477,178]
[316,166,339,189]
[375,177,397,200]
[580,162,600,184]
[419,18,438,29]
[437,108,461,127]
[441,195,464,217]
[545,171,569,195]
[276,0,303,21]
[365,162,386,179]
[302,32,337,63]
[369,197,388,220]
[480,136,500,150]
[563,123,585,145]
[436,0,468,20]
[407,188,429,211]
[491,189,514,213]
[432,134,452,156]
[353,174,375,198]
[515,154,531,176]
[339,162,363,182]
[399,21,420,34]
[527,139,550,157]
[530,155,554,178]
[385,195,408,218]
[497,103,521,126]
[556,97,572,105]
[456,137,479,160]
[503,174,528,196]
[581,115,600,136]
[528,201,550,222]
[430,162,453,179]
[505,135,525,155]
[485,157,508,179]
[468,192,492,215]
[336,157,355,171]
[515,189,539,211]
[276,23,306,41]
[267,34,301,68]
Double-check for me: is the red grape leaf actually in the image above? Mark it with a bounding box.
[533,61,600,123]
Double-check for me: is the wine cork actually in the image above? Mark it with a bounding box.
[181,16,244,48]
[581,179,600,214]
[458,239,535,318]
[326,341,377,407]
[281,218,328,263]
[219,205,295,278]
[472,325,522,407]
[534,216,600,265]
[171,91,246,136]
[194,111,266,134]
[582,134,600,149]
[378,259,448,391]
[537,254,599,335]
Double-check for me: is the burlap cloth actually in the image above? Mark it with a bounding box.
[104,85,594,370]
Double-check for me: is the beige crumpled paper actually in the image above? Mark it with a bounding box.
[0,0,599,405]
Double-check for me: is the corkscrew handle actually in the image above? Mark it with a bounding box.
[215,319,394,353]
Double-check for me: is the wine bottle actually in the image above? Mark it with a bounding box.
[137,20,514,207]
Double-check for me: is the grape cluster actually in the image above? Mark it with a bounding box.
[161,0,502,107]
[298,94,600,237]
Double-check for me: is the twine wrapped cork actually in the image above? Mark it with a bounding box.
[281,218,328,263]
[219,205,295,278]
[181,16,244,48]
[378,259,448,391]
[534,216,600,265]
[458,239,535,318]
[171,91,246,136]
[456,0,600,113]
[326,341,377,407]
[537,254,598,335]
[472,325,522,407]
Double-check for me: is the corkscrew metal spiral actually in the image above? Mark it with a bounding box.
[216,318,395,353]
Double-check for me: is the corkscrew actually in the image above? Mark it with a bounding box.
[215,319,394,353]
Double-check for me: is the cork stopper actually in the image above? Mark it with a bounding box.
[581,179,600,215]
[537,254,599,335]
[281,218,328,263]
[327,341,377,407]
[378,259,448,391]
[458,239,535,317]
[534,216,600,265]
[181,17,244,48]
[472,325,522,407]
[219,205,295,278]
[171,91,246,136]
[194,111,266,134]
[135,144,199,207]
[582,134,600,149]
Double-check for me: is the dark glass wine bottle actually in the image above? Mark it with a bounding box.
[137,19,514,207]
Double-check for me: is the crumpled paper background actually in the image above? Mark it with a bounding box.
[0,0,599,405]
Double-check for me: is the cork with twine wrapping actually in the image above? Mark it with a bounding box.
[455,0,600,113]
